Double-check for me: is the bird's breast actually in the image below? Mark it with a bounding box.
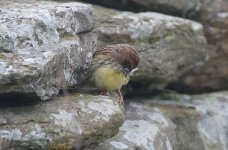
[93,65,129,91]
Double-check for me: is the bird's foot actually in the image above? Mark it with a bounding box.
[116,89,124,106]
[118,95,124,106]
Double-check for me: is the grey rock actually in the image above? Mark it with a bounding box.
[168,0,228,93]
[149,91,228,150]
[0,1,96,100]
[0,93,124,150]
[94,103,176,150]
[193,92,228,150]
[94,6,206,87]
[80,0,228,94]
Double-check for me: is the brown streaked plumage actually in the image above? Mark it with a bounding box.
[91,44,140,105]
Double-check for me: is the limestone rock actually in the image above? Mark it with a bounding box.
[93,103,176,150]
[193,92,228,150]
[168,0,228,93]
[91,91,228,150]
[94,6,206,88]
[150,91,228,150]
[0,1,96,100]
[0,93,124,150]
[80,0,228,94]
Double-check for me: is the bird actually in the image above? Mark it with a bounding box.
[91,44,140,105]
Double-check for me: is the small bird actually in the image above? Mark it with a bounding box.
[91,44,140,105]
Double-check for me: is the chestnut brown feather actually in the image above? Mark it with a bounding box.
[93,44,139,72]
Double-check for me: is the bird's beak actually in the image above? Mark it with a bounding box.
[129,68,138,76]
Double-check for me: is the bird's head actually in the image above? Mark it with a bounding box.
[114,44,140,76]
[93,44,140,76]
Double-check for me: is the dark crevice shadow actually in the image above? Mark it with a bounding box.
[59,86,102,96]
[0,92,40,108]
[123,81,163,99]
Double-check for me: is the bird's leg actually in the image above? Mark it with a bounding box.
[116,89,124,106]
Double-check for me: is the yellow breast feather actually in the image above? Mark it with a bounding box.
[93,65,129,91]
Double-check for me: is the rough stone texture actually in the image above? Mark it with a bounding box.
[149,91,228,150]
[194,93,228,150]
[0,1,96,100]
[79,0,201,18]
[0,93,124,150]
[92,102,176,150]
[93,6,206,88]
[78,0,228,94]
[168,0,228,93]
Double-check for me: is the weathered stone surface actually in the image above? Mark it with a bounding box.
[168,0,228,93]
[149,91,228,150]
[78,0,228,94]
[79,0,201,18]
[194,93,228,150]
[84,91,228,150]
[0,93,124,150]
[92,102,176,150]
[0,1,96,100]
[94,6,206,88]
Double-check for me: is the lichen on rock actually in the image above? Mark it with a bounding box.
[0,1,96,100]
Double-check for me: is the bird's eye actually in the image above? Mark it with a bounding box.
[123,61,132,74]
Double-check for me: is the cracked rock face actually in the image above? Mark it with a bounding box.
[168,0,228,93]
[94,103,176,150]
[0,93,124,149]
[193,93,228,150]
[149,91,228,150]
[0,1,96,100]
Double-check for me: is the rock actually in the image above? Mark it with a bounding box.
[0,1,96,100]
[167,0,228,93]
[0,93,124,150]
[79,0,228,94]
[93,6,206,89]
[149,91,228,150]
[79,0,202,18]
[93,102,176,150]
[193,92,228,150]
[89,91,228,150]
